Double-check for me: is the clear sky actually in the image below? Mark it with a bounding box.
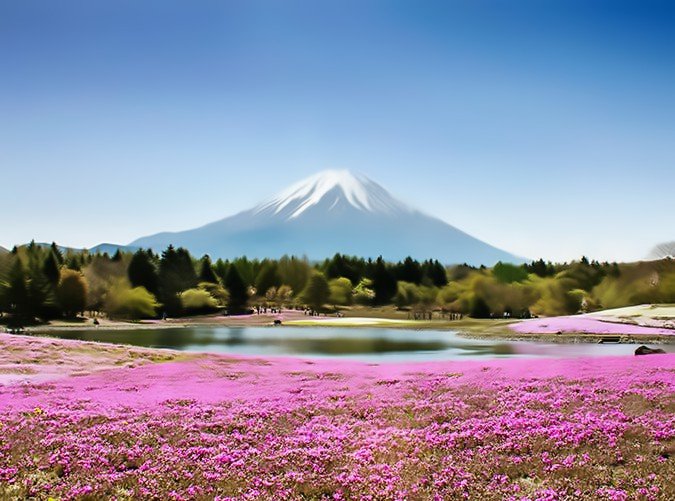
[1,0,673,262]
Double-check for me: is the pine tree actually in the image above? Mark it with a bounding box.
[224,265,249,314]
[428,259,448,287]
[157,246,198,315]
[232,257,255,286]
[255,261,281,294]
[50,242,64,264]
[6,260,29,320]
[39,250,61,318]
[66,254,82,271]
[43,252,61,286]
[213,258,230,283]
[325,253,362,284]
[27,255,54,318]
[198,255,218,284]
[396,256,423,284]
[372,256,397,305]
[128,249,159,294]
[326,253,347,280]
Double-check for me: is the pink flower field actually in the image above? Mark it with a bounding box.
[0,334,674,500]
[510,316,675,336]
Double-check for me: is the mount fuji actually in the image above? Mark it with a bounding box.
[130,170,523,265]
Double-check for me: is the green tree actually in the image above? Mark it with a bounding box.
[418,286,439,310]
[213,258,230,283]
[82,253,127,314]
[128,249,158,294]
[5,260,29,320]
[50,242,64,265]
[371,257,397,305]
[255,261,281,294]
[301,271,330,311]
[224,265,249,314]
[232,257,256,286]
[437,282,469,312]
[328,277,353,306]
[448,263,476,281]
[158,246,198,315]
[277,256,311,293]
[56,269,88,317]
[395,257,423,284]
[493,262,528,284]
[530,276,580,316]
[423,259,448,287]
[394,281,421,308]
[324,253,364,284]
[43,252,61,286]
[180,288,219,313]
[27,254,55,318]
[198,255,219,284]
[65,252,83,271]
[470,295,491,318]
[525,259,555,277]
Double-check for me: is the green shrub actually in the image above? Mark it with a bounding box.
[353,278,375,305]
[180,288,219,313]
[104,281,158,319]
[197,282,229,307]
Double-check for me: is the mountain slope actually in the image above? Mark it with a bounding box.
[131,170,523,265]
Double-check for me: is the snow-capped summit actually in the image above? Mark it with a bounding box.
[130,170,524,265]
[254,170,410,219]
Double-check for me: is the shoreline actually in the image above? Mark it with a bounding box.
[2,330,674,390]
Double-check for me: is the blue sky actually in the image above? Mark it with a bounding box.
[1,0,673,262]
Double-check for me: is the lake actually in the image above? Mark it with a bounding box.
[43,326,674,362]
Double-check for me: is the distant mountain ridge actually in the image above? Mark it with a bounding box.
[19,242,138,255]
[130,170,524,265]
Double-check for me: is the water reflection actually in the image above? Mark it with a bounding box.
[46,326,673,362]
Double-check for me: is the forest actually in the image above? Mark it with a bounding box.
[1,241,674,324]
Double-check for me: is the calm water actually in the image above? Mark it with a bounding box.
[45,326,674,362]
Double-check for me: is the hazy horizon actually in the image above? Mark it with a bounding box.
[1,1,673,262]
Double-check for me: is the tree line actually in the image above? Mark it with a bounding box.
[1,241,674,324]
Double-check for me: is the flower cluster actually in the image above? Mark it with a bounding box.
[510,315,674,336]
[0,336,673,500]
